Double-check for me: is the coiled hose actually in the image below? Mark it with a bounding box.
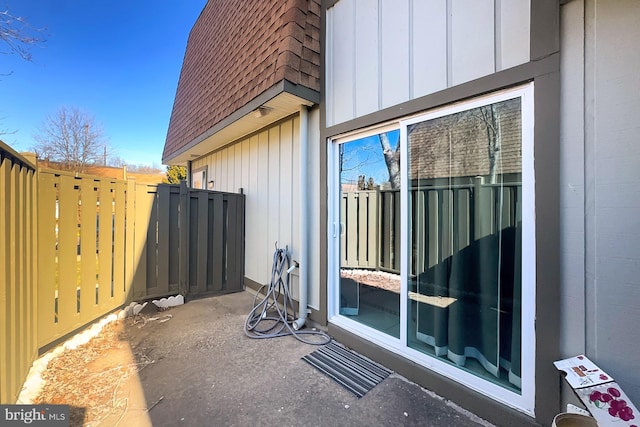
[244,244,331,345]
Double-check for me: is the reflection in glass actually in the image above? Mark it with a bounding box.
[339,130,401,338]
[407,98,523,393]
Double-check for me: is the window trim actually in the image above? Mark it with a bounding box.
[191,166,208,189]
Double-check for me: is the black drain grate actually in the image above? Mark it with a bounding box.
[302,341,392,398]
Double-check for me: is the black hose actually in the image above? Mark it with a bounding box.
[244,244,331,345]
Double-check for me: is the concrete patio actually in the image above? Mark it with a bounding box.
[119,291,494,427]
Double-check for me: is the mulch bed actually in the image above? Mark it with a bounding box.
[340,269,401,293]
[33,317,153,427]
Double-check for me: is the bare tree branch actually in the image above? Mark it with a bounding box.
[33,106,111,173]
[0,7,45,62]
[0,114,16,136]
[339,143,382,174]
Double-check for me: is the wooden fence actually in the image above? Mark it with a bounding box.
[341,189,400,271]
[341,178,521,276]
[37,176,245,348]
[184,186,245,297]
[130,183,245,301]
[0,143,39,406]
[1,142,245,403]
[36,169,131,349]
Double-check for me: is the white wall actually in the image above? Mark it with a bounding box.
[560,0,640,404]
[192,109,322,310]
[326,0,530,126]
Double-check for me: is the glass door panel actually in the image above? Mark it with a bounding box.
[406,97,523,393]
[339,131,401,338]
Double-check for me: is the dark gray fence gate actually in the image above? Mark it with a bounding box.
[141,182,245,300]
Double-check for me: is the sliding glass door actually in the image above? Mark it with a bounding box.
[404,96,524,392]
[329,84,535,411]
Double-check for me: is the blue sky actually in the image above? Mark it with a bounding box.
[1,0,205,167]
[340,130,399,186]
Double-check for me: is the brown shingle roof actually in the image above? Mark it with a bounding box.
[408,98,522,180]
[163,0,321,161]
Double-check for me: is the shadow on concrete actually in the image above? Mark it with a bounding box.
[119,291,494,427]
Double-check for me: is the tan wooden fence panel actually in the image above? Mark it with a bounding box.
[130,182,153,300]
[36,169,129,349]
[340,190,379,269]
[341,181,521,276]
[0,144,38,404]
[340,188,400,272]
[114,180,127,303]
[124,179,136,303]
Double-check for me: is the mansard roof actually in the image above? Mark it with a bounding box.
[163,0,320,163]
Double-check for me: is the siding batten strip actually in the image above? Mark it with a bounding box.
[408,0,414,99]
[495,0,501,72]
[378,0,383,111]
[352,0,357,119]
[446,0,453,87]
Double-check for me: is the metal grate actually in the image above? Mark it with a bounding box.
[302,342,392,398]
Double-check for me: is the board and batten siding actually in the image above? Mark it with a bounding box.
[326,0,531,127]
[559,0,640,406]
[191,111,322,310]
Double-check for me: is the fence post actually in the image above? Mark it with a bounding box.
[178,180,190,297]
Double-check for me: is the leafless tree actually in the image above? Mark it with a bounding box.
[356,175,375,190]
[127,163,162,174]
[33,106,111,174]
[473,105,502,184]
[109,155,126,168]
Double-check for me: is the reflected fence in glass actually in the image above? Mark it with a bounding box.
[338,131,401,338]
[406,97,523,393]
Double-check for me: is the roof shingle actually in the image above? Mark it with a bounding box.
[163,0,321,162]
